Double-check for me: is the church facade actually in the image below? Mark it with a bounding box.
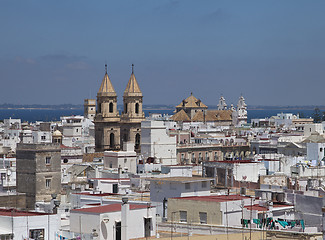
[94,65,145,152]
[171,93,247,126]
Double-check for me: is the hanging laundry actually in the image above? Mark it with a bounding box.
[300,220,305,230]
[278,220,289,228]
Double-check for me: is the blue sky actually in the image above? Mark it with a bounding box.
[1,0,325,106]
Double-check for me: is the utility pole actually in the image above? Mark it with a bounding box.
[241,200,244,240]
[250,197,253,240]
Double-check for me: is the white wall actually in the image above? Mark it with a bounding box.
[0,214,59,240]
[307,142,325,164]
[150,180,211,203]
[104,151,137,174]
[304,123,324,137]
[70,206,156,240]
[32,131,52,144]
[233,162,266,182]
[141,121,177,165]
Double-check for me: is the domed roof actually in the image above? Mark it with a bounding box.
[52,130,62,137]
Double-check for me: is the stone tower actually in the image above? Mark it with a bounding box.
[120,65,145,152]
[16,143,61,210]
[84,99,96,121]
[95,65,121,152]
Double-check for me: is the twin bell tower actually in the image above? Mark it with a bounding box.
[94,64,145,152]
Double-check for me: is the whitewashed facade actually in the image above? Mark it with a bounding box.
[141,120,177,165]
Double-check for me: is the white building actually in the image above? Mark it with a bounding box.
[104,147,137,174]
[61,115,95,152]
[91,178,131,194]
[141,120,177,165]
[70,201,156,240]
[304,123,324,137]
[149,177,211,218]
[0,209,59,240]
[32,130,52,144]
[307,141,325,165]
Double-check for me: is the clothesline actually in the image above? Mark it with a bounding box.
[241,217,305,231]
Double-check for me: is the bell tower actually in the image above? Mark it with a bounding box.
[121,64,145,152]
[94,64,120,151]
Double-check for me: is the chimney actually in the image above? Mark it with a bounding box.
[121,197,129,240]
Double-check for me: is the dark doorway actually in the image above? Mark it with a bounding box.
[144,217,152,237]
[115,221,121,240]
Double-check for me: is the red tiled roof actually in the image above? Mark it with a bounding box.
[71,204,153,214]
[245,204,293,212]
[171,195,250,202]
[60,144,80,149]
[0,209,52,217]
[245,204,267,211]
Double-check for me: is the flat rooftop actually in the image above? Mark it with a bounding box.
[245,203,294,212]
[0,209,52,217]
[73,192,120,197]
[147,177,213,182]
[171,194,250,202]
[71,203,154,214]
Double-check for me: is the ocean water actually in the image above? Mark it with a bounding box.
[0,108,316,123]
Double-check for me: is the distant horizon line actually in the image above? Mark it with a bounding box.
[0,103,324,111]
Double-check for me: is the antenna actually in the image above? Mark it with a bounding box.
[131,64,134,74]
[105,64,107,74]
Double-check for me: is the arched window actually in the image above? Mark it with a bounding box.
[124,103,128,113]
[135,133,140,150]
[98,103,102,113]
[135,103,139,114]
[110,133,115,148]
[109,102,113,113]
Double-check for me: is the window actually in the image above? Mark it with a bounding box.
[110,133,115,148]
[199,212,207,224]
[320,148,323,152]
[185,183,190,190]
[124,103,128,113]
[135,133,141,149]
[30,229,44,240]
[135,103,139,114]
[179,211,187,222]
[109,102,113,113]
[45,179,51,189]
[41,136,46,140]
[45,157,51,165]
